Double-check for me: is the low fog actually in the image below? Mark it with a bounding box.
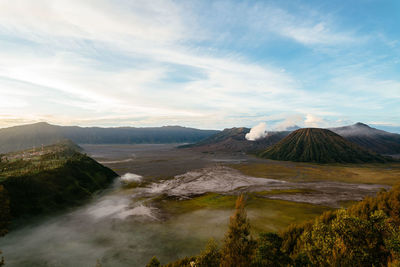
[0,176,228,266]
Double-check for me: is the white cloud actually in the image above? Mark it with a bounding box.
[0,1,311,128]
[0,1,397,129]
[304,114,325,127]
[274,115,303,131]
[0,0,184,44]
[197,2,359,46]
[277,21,356,46]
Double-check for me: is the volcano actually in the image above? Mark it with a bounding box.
[260,128,387,163]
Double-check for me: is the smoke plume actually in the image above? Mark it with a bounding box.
[245,122,268,141]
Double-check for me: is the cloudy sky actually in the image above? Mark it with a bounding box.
[0,0,399,131]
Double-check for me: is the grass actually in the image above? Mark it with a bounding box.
[157,194,237,215]
[230,161,400,185]
[246,197,331,233]
[154,193,332,234]
[252,189,317,196]
[337,200,358,208]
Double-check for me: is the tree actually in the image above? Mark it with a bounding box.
[146,256,161,267]
[196,238,221,267]
[252,232,291,266]
[0,185,10,236]
[163,256,196,267]
[220,194,255,267]
[0,251,4,267]
[300,209,390,266]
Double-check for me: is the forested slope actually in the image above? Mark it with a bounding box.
[0,141,117,234]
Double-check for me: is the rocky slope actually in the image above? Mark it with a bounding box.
[182,127,290,153]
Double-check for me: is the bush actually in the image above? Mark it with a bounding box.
[252,232,291,266]
[196,239,221,267]
[146,256,161,267]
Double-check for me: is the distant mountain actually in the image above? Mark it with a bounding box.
[0,122,219,153]
[281,125,301,131]
[260,128,387,163]
[330,123,400,155]
[181,127,291,153]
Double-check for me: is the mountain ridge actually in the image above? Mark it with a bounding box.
[183,122,400,156]
[181,127,291,153]
[330,122,400,155]
[0,122,219,153]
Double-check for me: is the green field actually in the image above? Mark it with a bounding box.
[231,161,400,185]
[155,193,331,234]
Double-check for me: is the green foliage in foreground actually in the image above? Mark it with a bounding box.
[219,195,255,267]
[146,256,161,267]
[152,184,400,266]
[196,239,221,267]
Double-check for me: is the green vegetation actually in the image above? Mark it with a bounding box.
[0,186,9,236]
[260,128,387,163]
[232,161,400,185]
[252,232,291,267]
[154,193,331,233]
[278,182,400,266]
[0,140,81,179]
[0,141,117,225]
[252,189,317,196]
[196,239,221,267]
[147,256,161,267]
[156,183,400,266]
[219,195,255,267]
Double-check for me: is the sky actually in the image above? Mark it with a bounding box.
[0,0,399,131]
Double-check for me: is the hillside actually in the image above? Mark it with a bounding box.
[0,122,219,153]
[163,182,400,266]
[182,127,290,153]
[330,122,400,155]
[0,141,117,232]
[260,128,387,163]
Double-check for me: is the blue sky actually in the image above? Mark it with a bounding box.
[0,0,399,131]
